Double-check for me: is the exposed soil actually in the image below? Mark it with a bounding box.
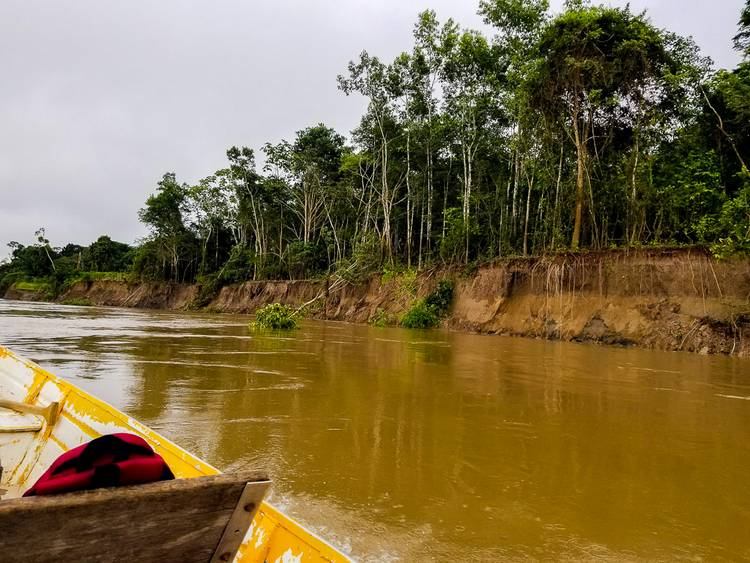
[6,249,750,357]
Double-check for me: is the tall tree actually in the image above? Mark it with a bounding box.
[440,28,505,261]
[138,173,191,281]
[339,53,400,260]
[529,6,683,249]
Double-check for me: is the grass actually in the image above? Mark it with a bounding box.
[60,297,93,306]
[74,271,130,282]
[13,280,50,292]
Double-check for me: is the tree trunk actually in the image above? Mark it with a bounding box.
[523,173,533,256]
[571,111,586,251]
[406,128,413,267]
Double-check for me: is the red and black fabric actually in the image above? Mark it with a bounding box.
[24,433,174,497]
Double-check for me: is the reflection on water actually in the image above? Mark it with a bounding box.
[1,299,749,560]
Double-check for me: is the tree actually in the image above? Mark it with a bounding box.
[138,173,193,281]
[440,28,505,261]
[735,0,750,57]
[264,125,345,247]
[480,0,549,255]
[84,236,133,272]
[529,6,684,249]
[35,228,56,272]
[339,52,399,260]
[187,176,231,275]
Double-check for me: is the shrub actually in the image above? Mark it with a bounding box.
[250,303,299,330]
[424,280,454,316]
[400,300,439,329]
[400,279,454,330]
[370,308,395,328]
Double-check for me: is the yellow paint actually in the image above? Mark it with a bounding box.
[0,345,349,562]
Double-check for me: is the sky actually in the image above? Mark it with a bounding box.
[0,0,745,257]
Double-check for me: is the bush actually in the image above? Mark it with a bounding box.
[400,279,454,330]
[370,308,395,328]
[250,303,299,330]
[400,300,439,329]
[424,280,454,316]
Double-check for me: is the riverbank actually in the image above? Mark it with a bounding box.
[4,248,750,357]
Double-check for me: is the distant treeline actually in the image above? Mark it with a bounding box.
[3,0,750,291]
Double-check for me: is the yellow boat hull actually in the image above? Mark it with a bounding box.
[0,346,349,562]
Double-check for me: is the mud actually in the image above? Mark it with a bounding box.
[5,249,750,356]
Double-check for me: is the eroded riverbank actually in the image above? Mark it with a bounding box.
[6,249,750,356]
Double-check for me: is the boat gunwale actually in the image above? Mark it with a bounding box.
[0,345,348,562]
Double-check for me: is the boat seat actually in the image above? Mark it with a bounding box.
[0,410,43,433]
[0,471,270,563]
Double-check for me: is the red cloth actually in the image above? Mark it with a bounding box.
[24,433,174,497]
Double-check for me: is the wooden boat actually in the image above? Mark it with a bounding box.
[0,345,349,562]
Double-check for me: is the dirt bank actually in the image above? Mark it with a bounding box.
[5,249,750,356]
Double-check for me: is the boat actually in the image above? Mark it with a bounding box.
[0,345,349,562]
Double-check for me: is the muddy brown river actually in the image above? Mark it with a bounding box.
[1,299,749,561]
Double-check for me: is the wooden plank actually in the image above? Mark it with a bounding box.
[0,399,59,427]
[0,410,43,432]
[0,471,269,563]
[210,481,269,563]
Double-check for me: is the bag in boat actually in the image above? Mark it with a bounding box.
[23,433,174,496]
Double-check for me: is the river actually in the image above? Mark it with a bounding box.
[0,299,749,561]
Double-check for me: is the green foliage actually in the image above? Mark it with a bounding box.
[0,272,24,295]
[190,273,223,310]
[12,280,50,292]
[424,280,455,315]
[382,266,418,297]
[60,297,93,306]
[369,308,395,327]
[735,0,750,56]
[82,236,133,272]
[708,176,750,258]
[400,300,440,329]
[250,303,299,330]
[336,233,381,283]
[400,279,454,329]
[440,209,479,263]
[287,241,327,279]
[218,246,256,284]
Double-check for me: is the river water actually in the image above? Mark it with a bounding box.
[0,299,749,561]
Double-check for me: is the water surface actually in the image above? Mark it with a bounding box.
[1,299,749,561]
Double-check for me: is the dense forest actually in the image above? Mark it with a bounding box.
[3,0,750,294]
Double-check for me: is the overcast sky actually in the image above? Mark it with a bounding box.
[0,0,745,257]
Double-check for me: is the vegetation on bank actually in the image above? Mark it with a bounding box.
[250,303,299,330]
[2,1,750,299]
[401,280,455,329]
[60,297,94,307]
